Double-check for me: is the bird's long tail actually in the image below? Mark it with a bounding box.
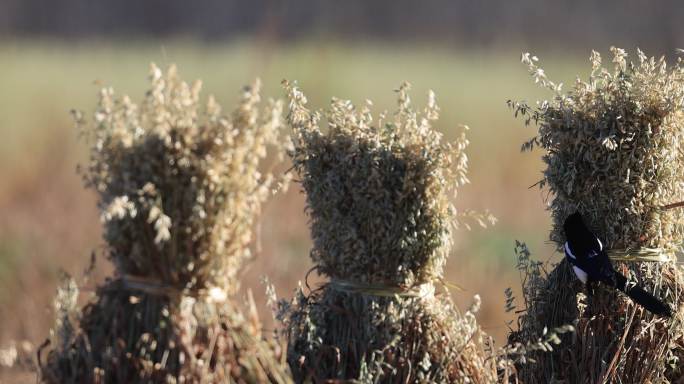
[612,272,672,317]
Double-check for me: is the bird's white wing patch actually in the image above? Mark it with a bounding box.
[597,238,603,251]
[564,242,576,259]
[572,266,588,283]
[565,242,587,283]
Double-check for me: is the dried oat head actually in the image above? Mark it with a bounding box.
[81,64,286,292]
[286,81,494,287]
[515,48,684,250]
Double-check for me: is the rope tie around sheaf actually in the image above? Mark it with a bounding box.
[606,248,676,263]
[113,274,228,302]
[327,278,436,298]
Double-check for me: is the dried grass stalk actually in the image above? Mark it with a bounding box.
[510,48,684,383]
[280,81,501,383]
[40,64,292,383]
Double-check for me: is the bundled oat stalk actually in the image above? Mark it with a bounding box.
[510,48,684,383]
[279,81,503,383]
[40,64,292,383]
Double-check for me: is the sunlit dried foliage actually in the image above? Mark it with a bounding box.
[83,64,285,293]
[280,81,502,383]
[40,64,292,383]
[287,81,494,287]
[510,48,684,383]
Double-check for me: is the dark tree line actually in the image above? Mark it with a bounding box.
[0,0,682,51]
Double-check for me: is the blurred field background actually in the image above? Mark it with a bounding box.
[1,1,682,380]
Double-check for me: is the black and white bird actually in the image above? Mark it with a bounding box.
[563,212,671,317]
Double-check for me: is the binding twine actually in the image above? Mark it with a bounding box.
[327,279,436,298]
[607,248,676,263]
[114,274,228,302]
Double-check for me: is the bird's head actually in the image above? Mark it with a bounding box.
[563,211,603,251]
[564,211,589,241]
[564,211,584,230]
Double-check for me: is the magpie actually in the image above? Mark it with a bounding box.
[563,212,671,317]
